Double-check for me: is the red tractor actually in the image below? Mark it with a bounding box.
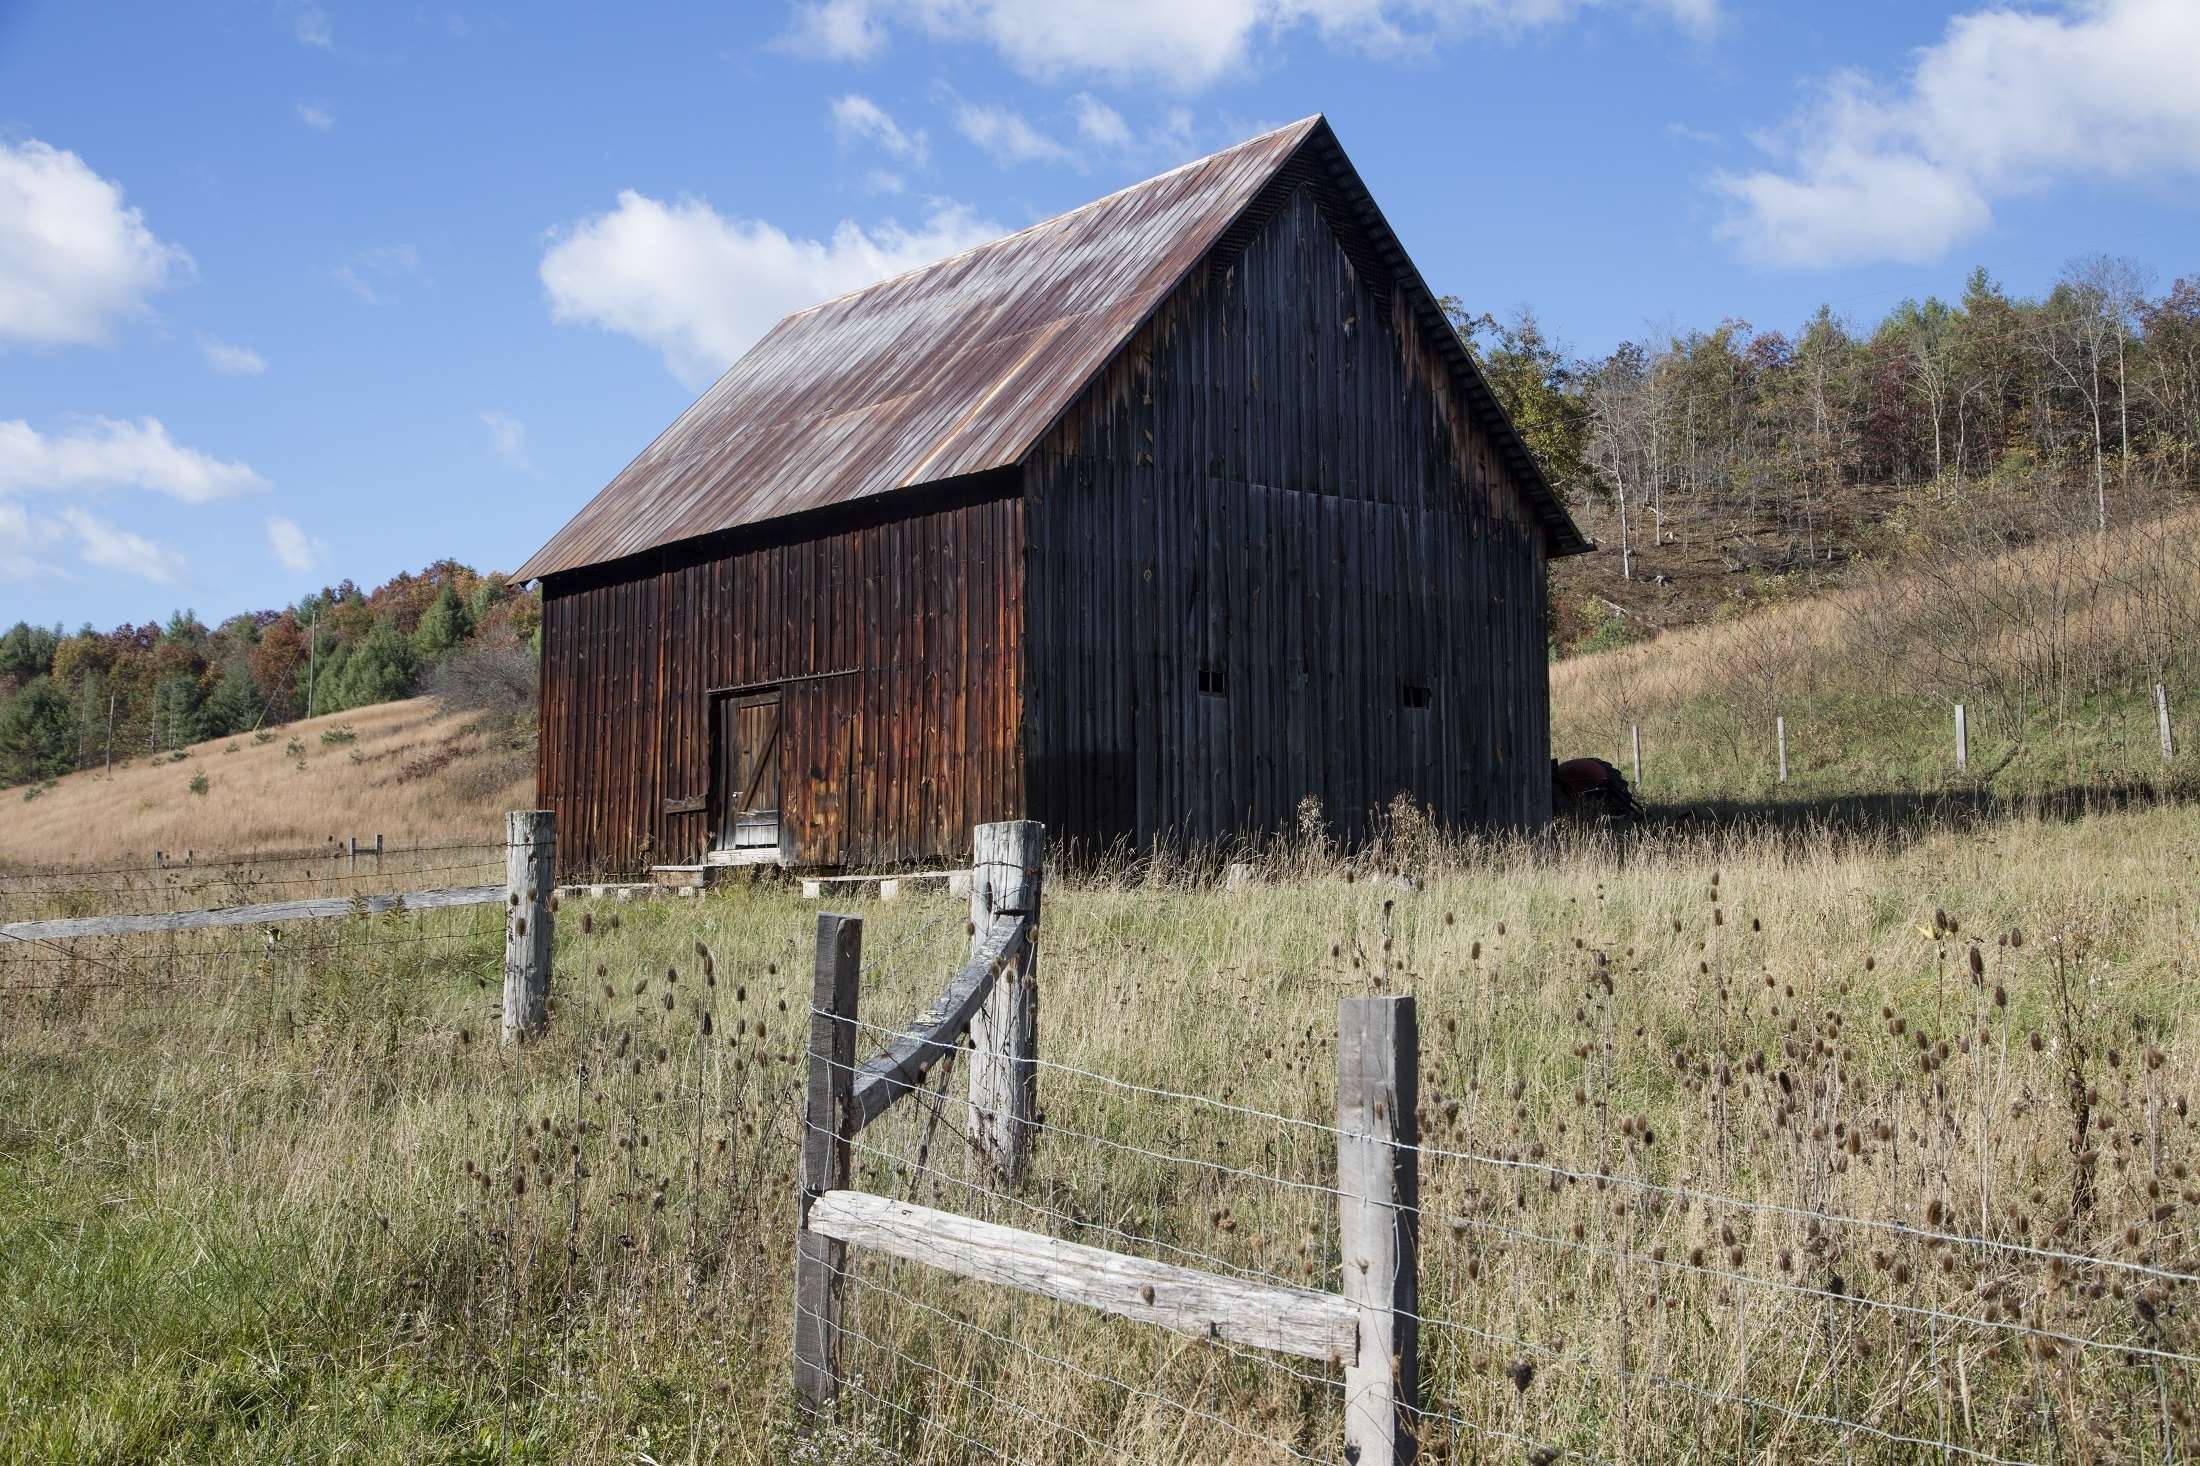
[1552,757,1644,824]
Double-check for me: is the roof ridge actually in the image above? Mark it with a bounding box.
[776,115,1325,325]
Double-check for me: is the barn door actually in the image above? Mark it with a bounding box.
[711,691,782,856]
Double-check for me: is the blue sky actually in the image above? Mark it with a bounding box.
[3,0,2196,629]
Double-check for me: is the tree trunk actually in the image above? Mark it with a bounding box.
[2091,356,2107,533]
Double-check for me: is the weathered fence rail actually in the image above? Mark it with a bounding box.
[805,1188,1360,1360]
[0,884,503,942]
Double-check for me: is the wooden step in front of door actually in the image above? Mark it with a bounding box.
[798,870,972,902]
[648,864,713,893]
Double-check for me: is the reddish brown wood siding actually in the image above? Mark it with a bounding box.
[538,487,1025,877]
[1024,184,1553,850]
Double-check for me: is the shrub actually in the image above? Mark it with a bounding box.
[320,724,357,747]
[187,771,210,797]
[1572,598,1653,657]
[428,633,538,740]
[429,632,539,797]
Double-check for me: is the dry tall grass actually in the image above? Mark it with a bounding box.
[4,801,2194,1463]
[1553,506,2200,802]
[0,697,529,870]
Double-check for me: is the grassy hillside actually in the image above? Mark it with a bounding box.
[1553,506,2200,807]
[0,697,528,869]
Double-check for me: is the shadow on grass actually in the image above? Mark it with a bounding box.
[1640,775,2198,856]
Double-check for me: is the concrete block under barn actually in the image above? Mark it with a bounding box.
[515,115,1589,879]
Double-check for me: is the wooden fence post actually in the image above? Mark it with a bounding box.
[968,820,1044,1185]
[501,810,554,1042]
[348,834,358,875]
[1776,716,1788,784]
[1339,995,1419,1466]
[2160,683,2176,763]
[794,912,863,1428]
[1630,723,1642,790]
[1955,704,1969,774]
[375,832,384,870]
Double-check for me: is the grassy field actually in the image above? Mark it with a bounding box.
[4,798,2196,1463]
[1552,507,2200,808]
[0,698,528,870]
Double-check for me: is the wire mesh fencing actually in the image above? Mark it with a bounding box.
[778,858,2199,1466]
[0,837,514,1024]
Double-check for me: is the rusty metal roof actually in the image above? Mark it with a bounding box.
[517,115,1584,581]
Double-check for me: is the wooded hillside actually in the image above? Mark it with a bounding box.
[1456,257,2200,648]
[0,561,540,790]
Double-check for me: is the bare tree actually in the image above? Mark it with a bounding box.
[2045,256,2149,531]
[1585,346,1651,581]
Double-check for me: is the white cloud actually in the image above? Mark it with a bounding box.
[0,501,61,580]
[296,101,335,131]
[295,4,333,47]
[1665,120,1720,146]
[1716,0,2200,268]
[778,0,888,60]
[333,243,425,304]
[0,501,187,583]
[786,0,1714,90]
[541,191,1003,387]
[0,417,265,503]
[862,168,908,194]
[922,0,1268,90]
[0,140,192,349]
[1070,94,1134,150]
[480,410,531,470]
[266,515,321,574]
[62,508,183,583]
[199,335,267,376]
[831,94,928,163]
[954,101,1070,165]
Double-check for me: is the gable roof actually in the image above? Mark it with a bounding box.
[517,116,1587,582]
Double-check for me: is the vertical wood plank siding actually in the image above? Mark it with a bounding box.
[537,489,1024,878]
[1025,185,1553,850]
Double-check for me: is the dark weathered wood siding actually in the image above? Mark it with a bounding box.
[538,487,1024,877]
[1024,184,1552,850]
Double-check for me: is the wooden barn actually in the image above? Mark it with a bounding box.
[515,115,1589,879]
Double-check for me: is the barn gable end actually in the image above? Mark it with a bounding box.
[1024,183,1553,850]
